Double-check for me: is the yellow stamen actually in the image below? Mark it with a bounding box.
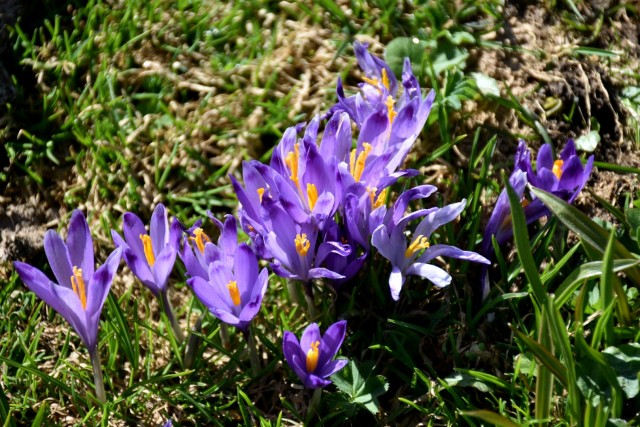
[362,76,380,87]
[284,143,301,191]
[226,280,241,306]
[306,341,320,372]
[140,234,155,266]
[385,95,397,123]
[405,235,430,258]
[373,188,388,209]
[552,159,564,179]
[307,183,318,211]
[349,143,372,182]
[190,228,211,254]
[70,266,87,310]
[257,187,265,203]
[295,233,311,256]
[381,68,390,90]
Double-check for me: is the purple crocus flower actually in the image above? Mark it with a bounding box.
[14,210,122,402]
[480,139,594,298]
[111,203,181,296]
[180,213,238,280]
[282,320,348,389]
[264,201,346,282]
[187,243,268,333]
[372,199,490,300]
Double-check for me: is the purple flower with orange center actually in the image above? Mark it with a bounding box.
[480,139,594,298]
[282,320,348,389]
[14,210,122,402]
[111,203,184,342]
[186,243,268,333]
[372,198,490,300]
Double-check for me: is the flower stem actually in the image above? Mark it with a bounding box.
[305,388,322,423]
[220,322,230,349]
[287,279,301,306]
[244,327,261,376]
[303,284,317,320]
[184,315,203,369]
[89,347,106,404]
[160,290,184,344]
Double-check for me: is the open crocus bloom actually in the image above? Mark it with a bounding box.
[282,320,348,389]
[14,210,122,351]
[111,203,181,296]
[373,199,489,300]
[187,243,268,333]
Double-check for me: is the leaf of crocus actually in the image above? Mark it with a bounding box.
[530,186,640,286]
[462,410,521,427]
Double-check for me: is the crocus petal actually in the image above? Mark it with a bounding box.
[389,266,405,301]
[308,267,345,281]
[111,230,127,249]
[188,276,231,313]
[14,261,90,346]
[557,155,586,192]
[536,143,554,171]
[151,245,176,292]
[122,212,148,262]
[283,331,308,381]
[300,323,322,356]
[66,210,95,279]
[418,244,490,265]
[304,374,332,390]
[406,263,452,288]
[317,319,346,368]
[86,248,122,338]
[43,230,74,289]
[150,204,168,256]
[122,250,156,292]
[211,308,241,327]
[316,358,348,378]
[414,200,466,240]
[234,244,258,301]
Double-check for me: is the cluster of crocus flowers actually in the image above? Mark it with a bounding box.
[14,210,122,403]
[480,139,594,298]
[230,41,487,303]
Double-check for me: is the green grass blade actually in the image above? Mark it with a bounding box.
[462,410,521,427]
[555,259,640,307]
[533,312,554,427]
[599,228,617,346]
[530,187,640,286]
[509,324,567,386]
[545,296,581,424]
[506,182,546,305]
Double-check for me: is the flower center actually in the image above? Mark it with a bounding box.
[361,68,390,92]
[257,187,265,203]
[306,183,318,211]
[552,159,564,179]
[226,280,241,306]
[190,227,211,254]
[405,235,430,258]
[385,95,397,123]
[349,143,372,182]
[367,186,388,210]
[284,143,302,192]
[140,234,155,266]
[306,340,320,373]
[70,266,87,310]
[295,233,311,256]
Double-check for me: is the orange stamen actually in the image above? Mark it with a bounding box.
[190,228,211,254]
[306,341,320,372]
[284,143,301,192]
[227,280,241,306]
[552,159,564,179]
[295,233,311,256]
[257,187,265,203]
[349,143,372,182]
[385,95,397,123]
[70,266,87,310]
[405,235,430,258]
[306,184,318,211]
[140,234,155,266]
